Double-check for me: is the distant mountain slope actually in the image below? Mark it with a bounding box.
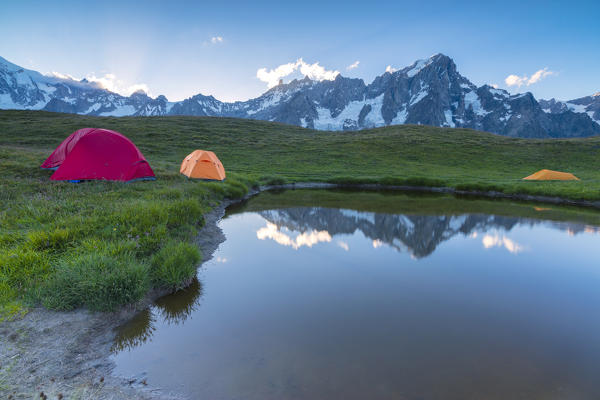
[1,54,599,138]
[539,93,600,126]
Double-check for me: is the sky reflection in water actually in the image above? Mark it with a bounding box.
[112,191,600,400]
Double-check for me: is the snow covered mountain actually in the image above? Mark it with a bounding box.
[2,54,599,138]
[0,56,173,116]
[539,93,600,126]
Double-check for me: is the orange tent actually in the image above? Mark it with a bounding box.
[522,169,579,181]
[180,150,226,181]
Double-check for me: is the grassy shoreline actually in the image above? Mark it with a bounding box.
[2,110,600,318]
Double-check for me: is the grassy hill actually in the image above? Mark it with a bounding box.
[2,110,600,198]
[1,110,600,318]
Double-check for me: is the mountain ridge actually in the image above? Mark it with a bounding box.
[1,54,599,138]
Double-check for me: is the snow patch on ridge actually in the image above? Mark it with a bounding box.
[566,102,587,113]
[464,91,489,116]
[489,88,508,98]
[99,105,136,117]
[0,93,25,109]
[556,101,600,123]
[247,91,284,115]
[392,107,408,125]
[83,103,102,114]
[410,87,429,106]
[313,94,385,130]
[405,58,433,78]
[444,109,455,127]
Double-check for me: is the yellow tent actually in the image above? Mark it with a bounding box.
[180,150,226,181]
[522,169,579,181]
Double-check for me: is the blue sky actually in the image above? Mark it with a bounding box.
[1,0,598,102]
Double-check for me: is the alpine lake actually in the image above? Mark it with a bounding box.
[111,189,600,400]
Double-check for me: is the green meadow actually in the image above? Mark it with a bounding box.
[1,110,600,318]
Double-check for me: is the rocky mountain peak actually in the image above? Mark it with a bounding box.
[396,53,455,78]
[428,52,453,66]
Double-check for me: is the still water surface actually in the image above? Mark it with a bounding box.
[112,190,600,399]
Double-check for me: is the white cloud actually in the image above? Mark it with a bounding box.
[482,234,524,254]
[127,83,152,95]
[45,71,151,97]
[528,67,555,84]
[47,71,78,80]
[202,36,225,46]
[385,65,397,73]
[299,59,339,81]
[346,60,360,70]
[505,74,528,88]
[256,61,298,88]
[256,58,340,88]
[505,67,556,88]
[490,83,499,89]
[86,73,151,96]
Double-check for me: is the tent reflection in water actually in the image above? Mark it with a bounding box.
[522,169,580,181]
[180,150,226,181]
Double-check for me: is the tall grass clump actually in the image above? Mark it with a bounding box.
[27,228,73,252]
[41,253,149,311]
[150,241,201,290]
[0,247,52,292]
[167,198,204,229]
[0,282,23,321]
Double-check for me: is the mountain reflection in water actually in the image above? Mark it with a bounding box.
[257,207,597,258]
[111,191,600,400]
[114,203,599,353]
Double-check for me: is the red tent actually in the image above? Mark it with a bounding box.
[41,128,155,182]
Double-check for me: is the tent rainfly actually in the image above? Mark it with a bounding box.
[41,128,155,182]
[522,169,579,181]
[180,150,226,181]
